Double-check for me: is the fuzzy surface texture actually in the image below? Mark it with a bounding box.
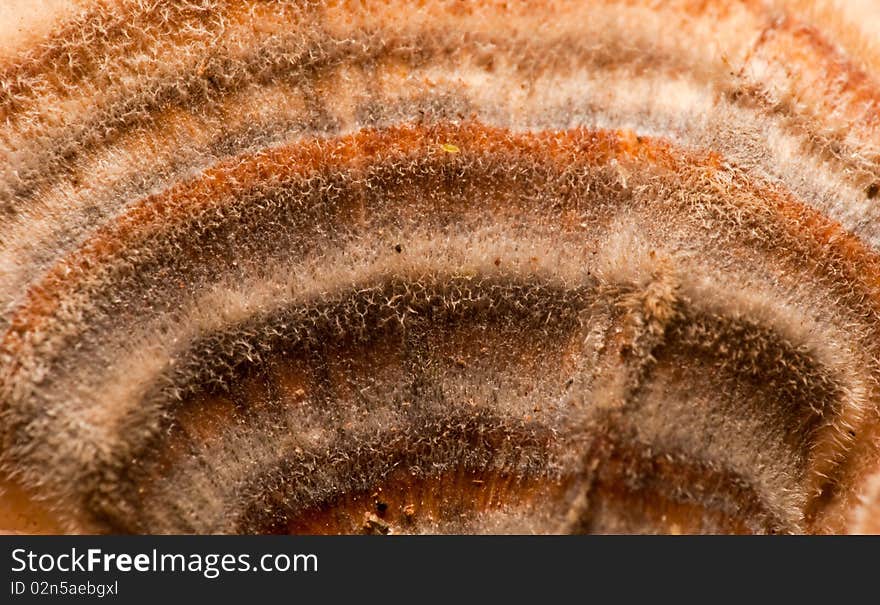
[2,0,880,534]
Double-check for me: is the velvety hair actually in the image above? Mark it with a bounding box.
[2,0,880,534]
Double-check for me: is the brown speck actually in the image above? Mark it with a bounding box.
[394,243,402,253]
[362,513,391,535]
[866,183,879,199]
